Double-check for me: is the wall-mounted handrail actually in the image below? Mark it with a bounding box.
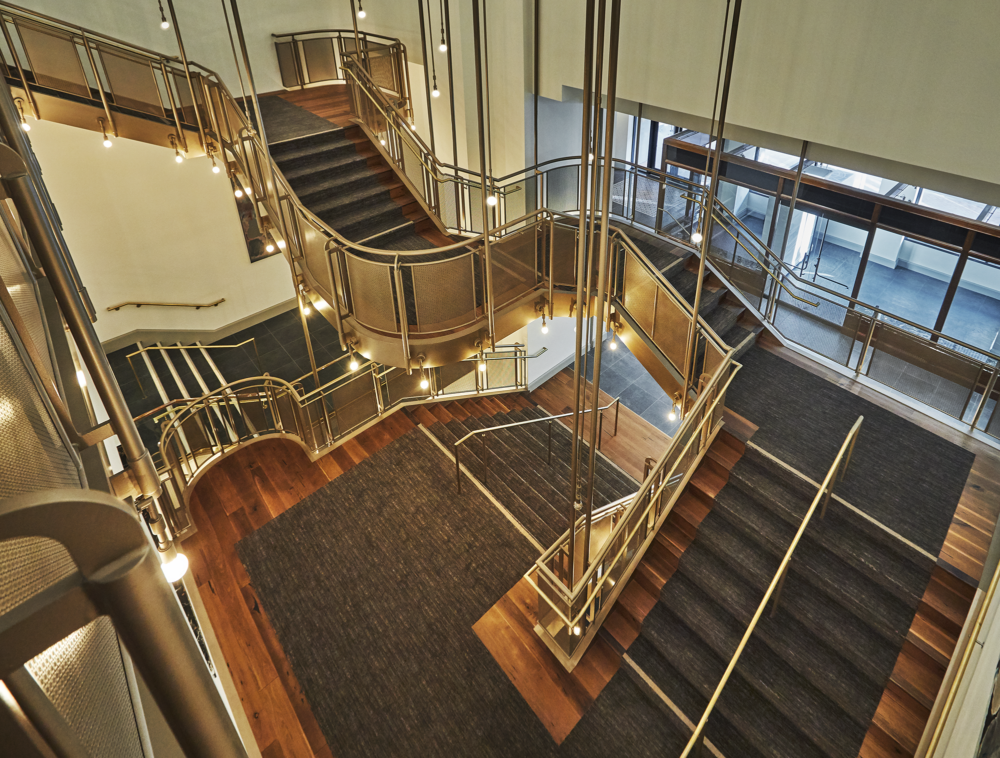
[679,415,864,758]
[107,298,226,311]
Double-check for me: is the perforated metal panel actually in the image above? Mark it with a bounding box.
[0,314,80,498]
[26,617,144,758]
[0,536,75,616]
[411,255,476,333]
[0,210,53,380]
[490,226,538,308]
[346,254,397,333]
[329,368,380,436]
[621,254,656,338]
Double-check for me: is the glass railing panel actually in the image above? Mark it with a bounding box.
[632,171,661,231]
[865,321,988,421]
[772,281,869,367]
[409,253,479,334]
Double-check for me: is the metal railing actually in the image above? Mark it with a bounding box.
[453,397,621,494]
[153,345,538,534]
[272,29,410,116]
[692,195,1000,440]
[679,415,863,757]
[127,338,262,396]
[527,353,739,665]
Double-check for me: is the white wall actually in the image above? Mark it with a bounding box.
[28,119,294,343]
[537,0,1000,197]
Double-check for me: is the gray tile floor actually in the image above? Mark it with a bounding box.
[586,337,683,437]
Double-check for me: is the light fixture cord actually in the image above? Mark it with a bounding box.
[427,0,437,80]
[157,0,167,23]
[439,0,446,46]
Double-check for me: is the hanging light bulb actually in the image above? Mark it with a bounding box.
[302,303,311,315]
[14,98,29,131]
[572,625,582,636]
[160,549,189,583]
[609,336,618,350]
[211,159,220,173]
[432,76,440,98]
[438,1,447,52]
[439,40,447,53]
[350,358,359,371]
[486,194,498,207]
[169,134,183,163]
[357,0,366,19]
[380,138,386,145]
[234,188,243,198]
[668,407,677,422]
[691,231,703,244]
[541,314,549,335]
[98,117,112,148]
[266,240,275,253]
[175,152,183,163]
[158,0,170,29]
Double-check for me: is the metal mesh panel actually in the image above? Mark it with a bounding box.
[0,216,52,379]
[486,357,515,389]
[27,617,144,758]
[0,536,75,616]
[98,47,163,116]
[329,370,379,436]
[439,361,476,394]
[400,133,427,205]
[16,20,90,98]
[275,41,301,88]
[385,368,429,404]
[621,254,656,337]
[0,316,80,497]
[867,323,982,419]
[610,168,627,218]
[652,291,689,372]
[367,48,397,94]
[658,183,693,239]
[346,254,397,333]
[411,255,476,333]
[491,227,538,308]
[302,38,337,83]
[440,180,460,230]
[551,223,577,287]
[545,165,579,213]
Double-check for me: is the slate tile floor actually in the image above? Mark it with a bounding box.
[585,337,682,437]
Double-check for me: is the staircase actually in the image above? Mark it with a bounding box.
[270,125,448,251]
[407,395,639,548]
[621,225,763,361]
[595,441,939,758]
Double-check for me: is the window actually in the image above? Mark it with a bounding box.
[942,256,1000,356]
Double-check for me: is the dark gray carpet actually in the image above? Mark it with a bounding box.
[726,346,975,555]
[257,95,337,144]
[625,444,936,758]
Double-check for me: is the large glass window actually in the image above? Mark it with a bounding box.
[917,189,988,221]
[856,233,958,330]
[942,256,1000,356]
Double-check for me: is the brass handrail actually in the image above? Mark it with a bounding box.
[679,415,864,758]
[107,298,225,311]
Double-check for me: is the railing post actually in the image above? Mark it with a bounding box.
[548,419,553,465]
[820,482,833,520]
[770,563,789,617]
[614,397,620,436]
[856,309,880,376]
[970,364,999,431]
[597,410,604,450]
[482,435,488,488]
[455,442,462,494]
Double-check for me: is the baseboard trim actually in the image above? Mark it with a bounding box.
[101,298,297,353]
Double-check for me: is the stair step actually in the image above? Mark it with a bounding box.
[871,683,928,756]
[889,641,945,711]
[906,610,958,667]
[858,723,911,758]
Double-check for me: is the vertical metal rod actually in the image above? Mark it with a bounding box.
[471,0,496,343]
[568,0,597,588]
[417,0,436,153]
[220,0,250,113]
[548,419,552,465]
[482,435,488,487]
[775,139,810,268]
[443,0,458,166]
[228,1,271,161]
[80,33,118,137]
[456,442,461,493]
[614,397,620,435]
[857,310,879,376]
[582,0,621,572]
[164,0,207,151]
[970,366,999,431]
[533,0,540,168]
[296,288,320,390]
[686,0,743,397]
[348,0,365,75]
[820,484,832,520]
[850,204,882,303]
[1,23,38,118]
[769,564,788,617]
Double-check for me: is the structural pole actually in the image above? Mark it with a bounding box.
[417,0,436,152]
[776,139,810,267]
[443,0,458,166]
[471,0,496,344]
[0,90,160,500]
[686,0,743,397]
[567,0,597,588]
[583,0,621,570]
[164,0,208,152]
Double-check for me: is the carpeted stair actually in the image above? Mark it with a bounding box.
[418,398,639,549]
[619,445,936,758]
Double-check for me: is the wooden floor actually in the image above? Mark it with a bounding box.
[266,83,451,247]
[182,337,1000,758]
